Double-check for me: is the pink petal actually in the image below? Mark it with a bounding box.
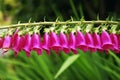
[85,32,96,52]
[31,33,42,55]
[60,32,70,54]
[23,34,31,57]
[42,33,50,54]
[2,35,12,52]
[92,33,102,50]
[110,33,119,53]
[69,32,77,54]
[76,31,87,52]
[101,31,113,50]
[0,37,3,48]
[12,34,21,56]
[50,32,62,54]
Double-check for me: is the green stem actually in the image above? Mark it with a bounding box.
[0,21,118,29]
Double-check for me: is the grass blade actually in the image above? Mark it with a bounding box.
[54,54,80,79]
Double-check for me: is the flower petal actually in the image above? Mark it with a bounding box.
[31,33,42,55]
[76,31,87,52]
[85,32,96,52]
[60,32,70,54]
[69,32,77,54]
[42,33,50,54]
[23,34,31,57]
[2,35,12,52]
[101,31,113,50]
[50,32,62,54]
[92,33,102,50]
[110,33,119,53]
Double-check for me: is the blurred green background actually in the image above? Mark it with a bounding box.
[0,0,120,80]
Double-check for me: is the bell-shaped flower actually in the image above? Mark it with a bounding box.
[50,32,62,54]
[85,32,96,52]
[69,32,77,54]
[101,31,113,50]
[76,31,87,52]
[60,32,70,54]
[0,37,3,48]
[42,33,50,54]
[92,33,102,50]
[12,34,21,56]
[23,34,31,57]
[31,33,42,55]
[2,35,12,52]
[110,33,119,53]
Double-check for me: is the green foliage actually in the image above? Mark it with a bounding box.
[0,50,120,80]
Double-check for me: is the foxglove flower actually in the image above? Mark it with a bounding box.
[0,37,3,48]
[31,33,42,55]
[101,31,113,50]
[85,32,96,52]
[50,32,62,54]
[2,35,12,52]
[60,32,70,53]
[117,34,120,50]
[110,33,119,53]
[12,34,21,56]
[69,32,77,54]
[23,34,31,57]
[92,33,102,50]
[76,31,87,52]
[42,33,50,54]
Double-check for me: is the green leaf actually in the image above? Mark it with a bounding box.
[54,54,80,79]
[108,50,120,66]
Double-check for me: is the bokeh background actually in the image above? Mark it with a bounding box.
[0,0,120,80]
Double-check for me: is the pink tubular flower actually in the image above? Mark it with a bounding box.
[12,29,19,47]
[92,33,102,51]
[85,32,96,52]
[0,37,3,48]
[110,33,119,53]
[69,32,77,54]
[50,32,62,54]
[76,31,87,52]
[12,34,21,56]
[2,35,12,52]
[60,32,70,54]
[101,31,113,50]
[31,33,42,55]
[117,34,120,50]
[23,34,31,57]
[42,33,50,54]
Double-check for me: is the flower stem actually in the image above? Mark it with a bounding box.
[0,21,118,29]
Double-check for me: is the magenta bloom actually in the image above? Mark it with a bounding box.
[101,31,113,50]
[92,33,102,50]
[2,35,12,52]
[23,34,31,57]
[0,37,3,48]
[69,32,77,54]
[31,33,42,55]
[12,34,21,56]
[110,33,119,53]
[76,31,87,52]
[50,32,62,54]
[12,29,19,47]
[85,32,96,52]
[60,32,70,54]
[42,33,50,54]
